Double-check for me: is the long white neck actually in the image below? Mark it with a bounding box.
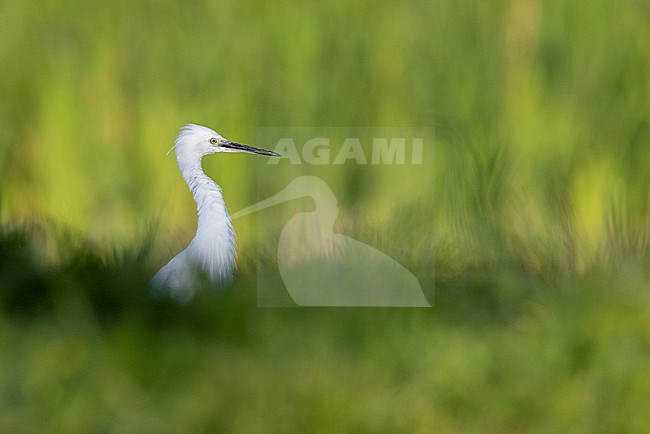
[180,157,236,283]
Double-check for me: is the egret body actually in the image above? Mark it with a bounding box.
[151,124,280,298]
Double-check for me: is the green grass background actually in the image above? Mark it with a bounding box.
[1,0,649,431]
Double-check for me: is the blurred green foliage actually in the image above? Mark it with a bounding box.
[0,0,649,431]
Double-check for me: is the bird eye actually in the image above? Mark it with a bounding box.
[210,138,219,145]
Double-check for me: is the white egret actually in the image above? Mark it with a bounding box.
[150,124,280,299]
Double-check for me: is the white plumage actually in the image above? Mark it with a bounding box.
[150,124,279,299]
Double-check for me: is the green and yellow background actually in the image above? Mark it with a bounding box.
[0,0,648,431]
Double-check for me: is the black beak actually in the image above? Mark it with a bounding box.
[221,141,281,157]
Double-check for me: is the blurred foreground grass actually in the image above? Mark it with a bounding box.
[1,223,650,432]
[1,0,649,431]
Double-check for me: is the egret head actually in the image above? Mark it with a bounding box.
[174,124,280,161]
